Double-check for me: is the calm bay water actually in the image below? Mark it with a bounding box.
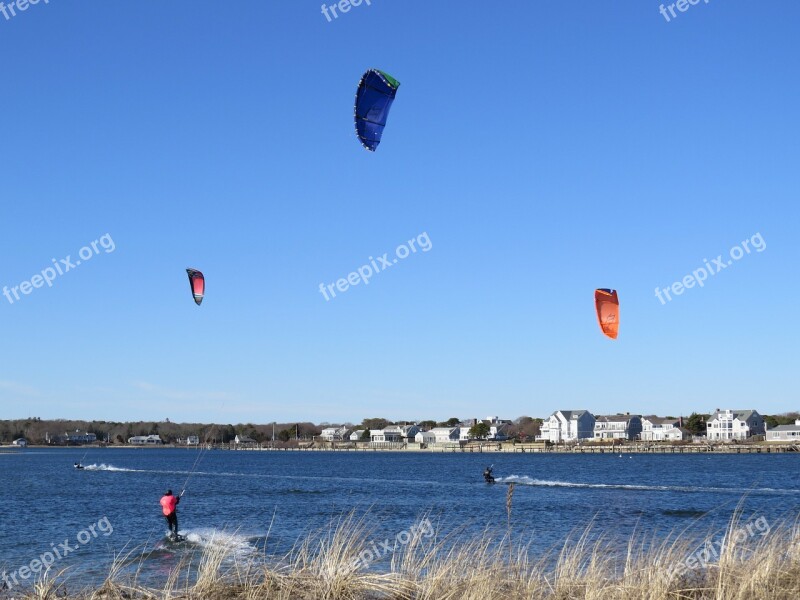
[1,448,799,590]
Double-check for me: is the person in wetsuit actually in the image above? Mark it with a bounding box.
[483,466,494,483]
[160,489,182,539]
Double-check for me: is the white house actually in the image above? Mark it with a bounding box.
[128,435,163,445]
[641,417,682,441]
[414,427,460,445]
[540,410,595,443]
[706,409,765,441]
[349,430,366,442]
[664,427,691,441]
[11,438,27,447]
[320,426,350,442]
[415,430,437,445]
[433,427,460,443]
[234,435,257,446]
[593,414,642,440]
[186,436,200,446]
[399,425,420,440]
[460,417,512,441]
[372,425,418,443]
[371,427,403,443]
[766,420,800,442]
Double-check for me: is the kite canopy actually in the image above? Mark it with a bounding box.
[186,269,205,306]
[595,289,619,340]
[354,69,400,151]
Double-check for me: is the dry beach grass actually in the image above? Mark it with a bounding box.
[7,509,800,600]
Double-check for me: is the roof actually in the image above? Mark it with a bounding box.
[646,416,680,425]
[710,410,759,421]
[770,424,800,432]
[555,410,590,420]
[595,414,640,422]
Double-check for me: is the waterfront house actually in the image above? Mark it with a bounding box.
[664,427,691,441]
[414,427,461,444]
[641,416,682,441]
[706,409,765,441]
[433,427,460,443]
[460,417,512,441]
[234,435,257,447]
[349,430,366,442]
[371,427,402,443]
[320,426,350,442]
[65,430,97,445]
[540,410,595,443]
[415,430,437,444]
[766,420,800,442]
[593,414,642,441]
[399,424,420,441]
[128,435,163,445]
[11,438,27,447]
[186,435,200,446]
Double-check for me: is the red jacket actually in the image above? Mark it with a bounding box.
[160,494,179,516]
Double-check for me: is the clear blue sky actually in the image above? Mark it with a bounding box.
[1,1,798,423]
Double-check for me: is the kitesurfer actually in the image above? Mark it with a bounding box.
[483,466,494,483]
[74,462,83,469]
[160,489,182,540]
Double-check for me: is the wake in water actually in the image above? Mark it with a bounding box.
[154,528,260,560]
[82,463,140,472]
[496,475,800,496]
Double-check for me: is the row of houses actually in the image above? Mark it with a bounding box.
[321,417,514,445]
[539,409,799,443]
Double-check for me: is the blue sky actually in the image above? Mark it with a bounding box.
[1,0,798,423]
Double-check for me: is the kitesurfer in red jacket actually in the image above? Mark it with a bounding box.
[160,490,182,540]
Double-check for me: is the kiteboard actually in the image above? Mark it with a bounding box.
[166,533,187,543]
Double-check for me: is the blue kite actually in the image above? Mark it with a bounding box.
[354,69,401,152]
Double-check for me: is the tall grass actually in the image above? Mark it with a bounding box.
[14,510,800,600]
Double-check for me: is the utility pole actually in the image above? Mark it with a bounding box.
[272,422,275,449]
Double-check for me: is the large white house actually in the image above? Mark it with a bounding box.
[593,414,642,440]
[128,435,163,445]
[320,426,350,442]
[415,427,460,445]
[540,410,595,443]
[641,416,681,441]
[641,417,692,441]
[12,438,27,447]
[371,425,419,443]
[706,409,765,441]
[766,420,800,442]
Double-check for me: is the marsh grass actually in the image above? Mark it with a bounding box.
[10,510,800,600]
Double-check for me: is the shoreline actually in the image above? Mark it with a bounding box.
[9,442,800,454]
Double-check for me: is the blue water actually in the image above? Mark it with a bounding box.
[1,449,799,590]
